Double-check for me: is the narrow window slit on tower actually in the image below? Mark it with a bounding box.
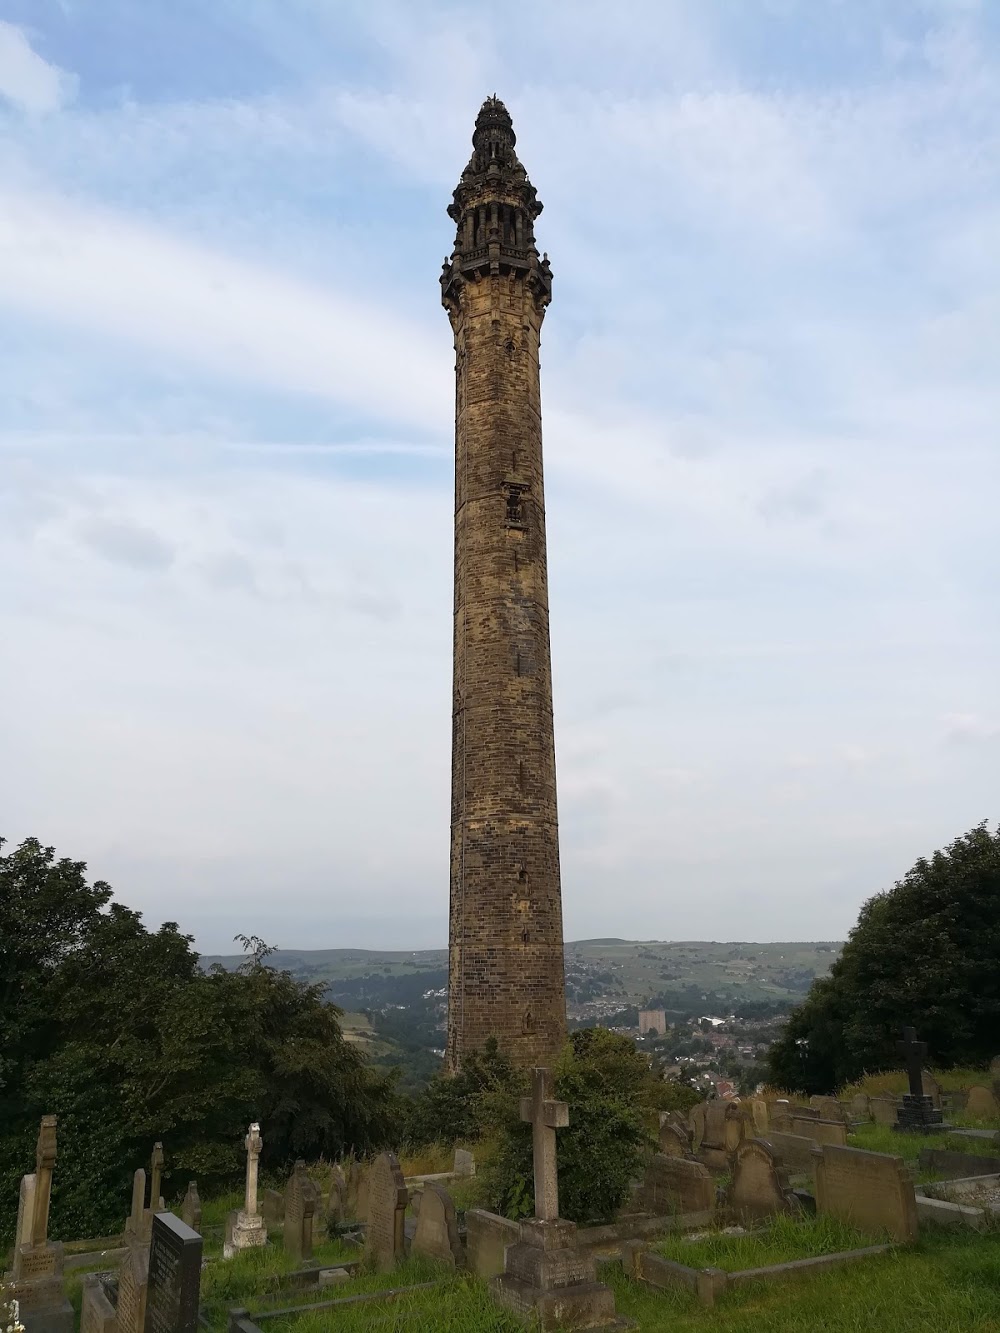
[515,649,522,676]
[504,482,527,527]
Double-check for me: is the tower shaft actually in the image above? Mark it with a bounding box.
[442,98,566,1070]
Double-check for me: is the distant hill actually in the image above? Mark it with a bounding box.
[201,939,841,1016]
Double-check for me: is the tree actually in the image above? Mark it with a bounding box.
[404,1038,519,1146]
[0,836,397,1243]
[768,823,1000,1092]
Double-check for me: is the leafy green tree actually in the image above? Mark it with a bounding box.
[0,836,397,1244]
[404,1038,519,1146]
[485,1028,655,1224]
[768,823,1000,1092]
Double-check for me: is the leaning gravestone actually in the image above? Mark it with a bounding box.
[283,1161,320,1265]
[179,1183,201,1233]
[766,1131,821,1175]
[143,1213,202,1333]
[633,1154,714,1220]
[729,1140,799,1223]
[965,1086,999,1120]
[364,1153,408,1273]
[657,1121,690,1158]
[411,1183,463,1269]
[813,1144,918,1243]
[748,1098,769,1137]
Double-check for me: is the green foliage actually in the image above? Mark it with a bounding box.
[403,1039,520,1146]
[485,1028,655,1225]
[768,823,1000,1093]
[0,836,398,1245]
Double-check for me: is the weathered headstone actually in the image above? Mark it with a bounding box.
[813,1144,918,1243]
[729,1140,799,1223]
[657,1120,689,1158]
[8,1115,74,1333]
[411,1183,463,1268]
[224,1123,267,1258]
[894,1028,945,1132]
[261,1189,283,1229]
[465,1210,521,1280]
[688,1102,706,1152]
[179,1183,201,1233]
[632,1154,714,1220]
[453,1148,476,1178]
[327,1166,346,1227]
[965,1086,999,1120]
[789,1116,848,1148]
[364,1153,408,1273]
[124,1169,149,1244]
[492,1067,621,1330]
[849,1093,871,1121]
[116,1226,150,1333]
[283,1161,320,1264]
[871,1095,898,1126]
[149,1144,165,1215]
[765,1130,821,1175]
[699,1101,749,1170]
[810,1096,847,1123]
[748,1098,769,1137]
[143,1213,202,1333]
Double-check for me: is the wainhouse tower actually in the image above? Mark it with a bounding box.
[441,97,566,1070]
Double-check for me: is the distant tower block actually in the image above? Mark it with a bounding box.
[441,97,566,1070]
[639,1009,668,1037]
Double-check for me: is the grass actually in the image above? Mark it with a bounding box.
[842,1068,993,1098]
[611,1225,1000,1331]
[654,1214,876,1272]
[848,1121,1000,1182]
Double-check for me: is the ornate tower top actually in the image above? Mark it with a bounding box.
[441,96,552,317]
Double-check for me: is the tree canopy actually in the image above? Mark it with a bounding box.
[767,822,1000,1093]
[0,836,397,1243]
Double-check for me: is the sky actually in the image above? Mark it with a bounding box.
[1,0,998,955]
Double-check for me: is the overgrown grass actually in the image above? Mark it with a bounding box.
[841,1068,992,1098]
[272,1272,523,1333]
[655,1214,876,1272]
[848,1122,1000,1181]
[199,1237,372,1331]
[612,1225,1000,1331]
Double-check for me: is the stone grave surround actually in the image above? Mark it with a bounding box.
[728,1140,798,1224]
[224,1124,267,1258]
[364,1154,408,1274]
[143,1213,203,1333]
[410,1183,464,1269]
[8,1114,75,1333]
[492,1068,621,1331]
[813,1144,918,1243]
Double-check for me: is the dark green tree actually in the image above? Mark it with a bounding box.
[0,836,397,1244]
[768,822,1000,1092]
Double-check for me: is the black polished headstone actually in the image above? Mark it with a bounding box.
[143,1213,202,1333]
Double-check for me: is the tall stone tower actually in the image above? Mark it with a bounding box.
[441,97,567,1071]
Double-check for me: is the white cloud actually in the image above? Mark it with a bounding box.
[0,21,75,115]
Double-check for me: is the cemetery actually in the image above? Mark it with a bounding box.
[3,1041,1000,1333]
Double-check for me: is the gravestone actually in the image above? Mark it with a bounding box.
[8,1115,74,1333]
[225,1124,267,1258]
[765,1130,821,1175]
[493,1067,620,1330]
[921,1071,942,1109]
[411,1183,464,1268]
[466,1211,521,1279]
[124,1169,149,1244]
[327,1166,346,1227]
[729,1140,798,1223]
[148,1144,165,1216]
[283,1161,320,1264]
[657,1121,689,1158]
[789,1116,848,1148]
[632,1154,714,1220]
[454,1148,476,1178]
[688,1103,706,1152]
[748,1098,769,1137]
[179,1183,201,1233]
[116,1226,150,1333]
[850,1093,871,1121]
[261,1190,283,1229]
[871,1096,898,1126]
[894,1028,945,1132]
[813,1144,918,1243]
[699,1102,749,1170]
[80,1274,117,1333]
[965,1086,999,1120]
[810,1097,847,1123]
[143,1213,202,1333]
[364,1153,408,1273]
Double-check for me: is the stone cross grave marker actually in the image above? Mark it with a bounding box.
[142,1213,203,1333]
[224,1123,267,1258]
[895,1028,945,1132]
[519,1066,569,1221]
[10,1115,74,1333]
[363,1153,408,1273]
